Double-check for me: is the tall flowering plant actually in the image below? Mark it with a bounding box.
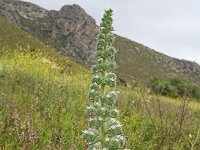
[83,9,126,149]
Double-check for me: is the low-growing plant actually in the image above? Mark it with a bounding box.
[83,9,126,149]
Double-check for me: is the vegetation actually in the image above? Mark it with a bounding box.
[0,48,89,149]
[150,76,200,100]
[83,9,126,149]
[1,48,200,150]
[0,13,200,150]
[0,16,48,51]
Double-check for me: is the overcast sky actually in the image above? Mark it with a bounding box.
[24,0,200,64]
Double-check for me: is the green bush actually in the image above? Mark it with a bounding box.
[150,76,200,100]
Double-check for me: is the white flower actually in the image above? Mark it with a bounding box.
[93,102,101,107]
[113,135,124,142]
[110,91,115,95]
[110,122,122,130]
[116,135,124,141]
[93,142,102,148]
[94,74,101,79]
[98,117,103,121]
[116,123,123,128]
[110,118,121,124]
[90,89,95,93]
[115,138,120,142]
[105,137,110,141]
[83,128,95,136]
[110,118,117,123]
[106,72,115,75]
[110,125,116,129]
[88,118,94,122]
[110,77,115,82]
[113,108,119,114]
[101,107,106,111]
[88,128,95,135]
[86,105,94,110]
[83,130,88,134]
[110,90,119,94]
[106,94,111,98]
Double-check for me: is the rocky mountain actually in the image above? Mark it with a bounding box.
[0,0,98,64]
[1,0,200,84]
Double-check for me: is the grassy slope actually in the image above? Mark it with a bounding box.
[114,36,199,84]
[0,17,200,149]
[0,16,44,50]
[115,36,166,83]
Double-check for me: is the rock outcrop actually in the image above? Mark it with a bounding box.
[0,0,98,64]
[0,0,200,84]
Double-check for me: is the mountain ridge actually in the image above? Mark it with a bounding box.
[0,0,200,84]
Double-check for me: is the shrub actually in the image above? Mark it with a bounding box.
[150,76,200,100]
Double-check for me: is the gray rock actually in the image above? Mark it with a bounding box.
[0,0,98,64]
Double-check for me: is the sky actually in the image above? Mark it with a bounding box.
[24,0,200,64]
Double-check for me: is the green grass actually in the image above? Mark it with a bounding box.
[0,16,46,50]
[0,49,200,149]
[0,50,89,149]
[0,15,200,150]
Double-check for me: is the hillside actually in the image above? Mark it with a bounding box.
[0,0,98,64]
[0,3,200,149]
[0,16,45,50]
[1,0,200,84]
[1,48,200,149]
[114,36,200,83]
